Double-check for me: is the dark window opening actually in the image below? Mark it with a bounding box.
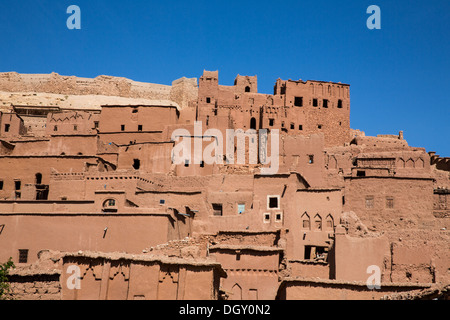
[304,246,312,260]
[212,203,223,216]
[14,180,21,190]
[132,159,141,170]
[35,173,42,185]
[290,123,295,130]
[94,121,99,129]
[236,253,241,261]
[36,188,49,200]
[53,125,58,132]
[269,196,279,209]
[4,124,10,132]
[250,117,257,130]
[0,180,3,190]
[269,119,274,126]
[357,170,366,177]
[337,99,343,108]
[132,107,138,113]
[294,97,303,107]
[19,249,28,264]
[323,99,328,108]
[313,99,318,107]
[308,155,314,164]
[245,86,251,92]
[138,125,143,132]
[184,159,190,167]
[299,125,303,131]
[342,196,345,205]
[276,213,282,221]
[159,199,165,205]
[318,124,322,129]
[200,161,205,168]
[264,213,270,222]
[121,125,125,131]
[73,125,78,131]
[102,199,118,212]
[206,97,211,104]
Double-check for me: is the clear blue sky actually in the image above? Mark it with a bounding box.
[1,0,449,155]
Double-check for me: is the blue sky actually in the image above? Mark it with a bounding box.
[1,0,449,155]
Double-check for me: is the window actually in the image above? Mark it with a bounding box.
[323,99,328,108]
[337,99,343,108]
[212,203,223,216]
[132,107,138,113]
[308,155,314,164]
[313,98,318,107]
[294,97,303,107]
[250,117,257,130]
[73,125,78,131]
[269,119,274,126]
[200,161,205,168]
[0,180,3,190]
[159,199,165,205]
[304,246,312,260]
[290,123,295,130]
[275,212,282,222]
[238,204,245,214]
[318,124,322,129]
[357,170,366,177]
[94,121,99,129]
[138,125,143,131]
[314,214,322,231]
[365,196,374,209]
[386,197,394,209]
[299,125,303,131]
[121,125,125,131]
[206,97,211,104]
[184,159,190,167]
[268,196,280,209]
[245,86,251,92]
[132,159,140,170]
[53,125,58,132]
[35,173,42,185]
[302,213,311,230]
[14,180,21,190]
[4,124,10,132]
[18,249,28,263]
[263,213,270,223]
[326,215,334,230]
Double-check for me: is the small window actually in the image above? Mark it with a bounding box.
[263,213,270,223]
[73,125,78,131]
[268,196,279,209]
[18,249,28,264]
[313,99,318,107]
[275,213,282,222]
[386,197,394,209]
[0,180,3,190]
[53,125,58,132]
[138,125,143,132]
[14,180,21,190]
[121,125,125,131]
[299,125,303,131]
[133,159,140,170]
[290,123,295,130]
[318,124,322,129]
[206,97,211,104]
[304,246,312,260]
[184,159,190,167]
[269,119,274,126]
[132,107,138,113]
[212,203,223,216]
[102,199,117,212]
[323,99,328,108]
[238,204,245,214]
[159,199,165,205]
[4,124,10,132]
[308,155,314,164]
[200,160,205,168]
[357,170,366,177]
[35,173,42,185]
[94,121,99,129]
[294,97,303,107]
[245,86,251,92]
[337,99,343,108]
[365,196,374,209]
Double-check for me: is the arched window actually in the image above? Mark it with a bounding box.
[250,117,257,130]
[103,199,118,212]
[326,214,334,230]
[314,214,322,231]
[301,212,310,230]
[245,86,251,92]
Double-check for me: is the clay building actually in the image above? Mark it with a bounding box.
[0,71,448,300]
